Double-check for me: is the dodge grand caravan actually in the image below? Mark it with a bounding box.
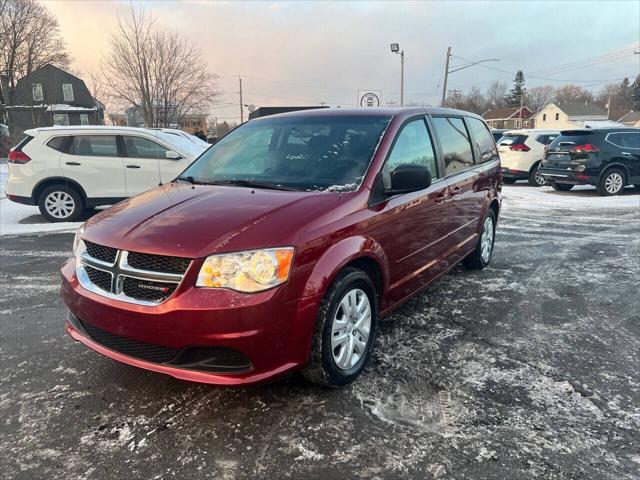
[61,108,501,387]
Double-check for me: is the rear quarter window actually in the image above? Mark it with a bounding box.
[47,136,68,152]
[499,134,528,145]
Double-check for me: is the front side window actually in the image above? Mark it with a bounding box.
[32,83,43,102]
[181,114,391,191]
[432,117,474,175]
[53,113,69,126]
[124,136,170,159]
[466,117,497,164]
[62,83,74,102]
[69,135,118,157]
[621,132,640,149]
[384,118,439,180]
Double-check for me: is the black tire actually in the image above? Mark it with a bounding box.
[596,168,626,196]
[301,267,378,387]
[528,162,546,187]
[463,208,496,270]
[503,178,517,184]
[550,182,574,192]
[37,184,85,222]
[634,184,640,191]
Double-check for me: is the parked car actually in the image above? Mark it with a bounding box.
[60,107,501,387]
[497,129,559,186]
[540,127,640,195]
[490,128,508,142]
[147,127,210,149]
[5,126,208,222]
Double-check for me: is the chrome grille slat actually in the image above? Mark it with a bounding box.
[76,243,191,306]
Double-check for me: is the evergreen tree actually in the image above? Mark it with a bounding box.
[505,70,526,107]
[632,75,640,110]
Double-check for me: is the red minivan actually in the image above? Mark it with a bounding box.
[60,108,501,387]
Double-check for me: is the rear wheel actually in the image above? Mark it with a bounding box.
[463,209,496,270]
[550,182,574,192]
[302,267,378,387]
[37,185,85,222]
[528,162,546,187]
[597,168,625,196]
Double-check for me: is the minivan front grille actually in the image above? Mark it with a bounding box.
[127,251,191,274]
[77,242,191,306]
[84,241,118,264]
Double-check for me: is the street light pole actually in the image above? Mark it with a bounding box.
[441,47,499,107]
[390,43,405,107]
[441,46,451,107]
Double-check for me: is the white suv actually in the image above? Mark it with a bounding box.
[497,129,559,186]
[5,126,208,222]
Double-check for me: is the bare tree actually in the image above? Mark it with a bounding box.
[526,85,556,113]
[0,0,70,92]
[554,84,594,104]
[485,81,509,110]
[102,7,216,128]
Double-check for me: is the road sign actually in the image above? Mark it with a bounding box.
[358,90,382,107]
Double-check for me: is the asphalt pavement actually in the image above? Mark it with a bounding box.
[1,192,639,479]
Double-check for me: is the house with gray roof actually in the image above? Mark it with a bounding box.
[532,102,608,130]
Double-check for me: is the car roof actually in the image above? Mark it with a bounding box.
[504,129,560,135]
[559,127,639,134]
[248,106,486,122]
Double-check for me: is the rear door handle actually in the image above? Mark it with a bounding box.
[126,165,141,169]
[435,192,448,204]
[450,186,462,196]
[65,162,81,166]
[621,152,632,156]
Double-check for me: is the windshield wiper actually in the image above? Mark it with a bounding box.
[175,176,212,185]
[209,179,298,191]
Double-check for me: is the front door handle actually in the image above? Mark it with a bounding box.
[126,165,141,169]
[65,162,81,166]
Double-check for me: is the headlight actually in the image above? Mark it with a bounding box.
[196,247,294,292]
[73,225,86,262]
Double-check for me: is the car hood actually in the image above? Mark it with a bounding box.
[84,182,352,259]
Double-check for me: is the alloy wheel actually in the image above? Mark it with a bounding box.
[534,168,546,186]
[605,173,623,194]
[45,191,75,219]
[331,288,371,370]
[480,216,494,263]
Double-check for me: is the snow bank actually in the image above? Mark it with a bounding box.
[1,164,82,236]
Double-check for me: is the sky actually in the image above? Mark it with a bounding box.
[46,0,640,123]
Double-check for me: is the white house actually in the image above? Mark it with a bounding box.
[533,102,608,130]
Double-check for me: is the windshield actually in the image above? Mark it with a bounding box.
[179,114,391,192]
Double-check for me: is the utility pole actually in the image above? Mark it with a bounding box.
[400,50,405,107]
[239,77,244,123]
[519,94,524,128]
[441,46,451,107]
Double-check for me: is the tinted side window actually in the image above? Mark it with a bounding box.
[466,117,496,164]
[69,136,118,157]
[47,136,68,152]
[432,117,474,175]
[124,136,170,159]
[385,118,439,180]
[622,132,640,149]
[536,134,558,145]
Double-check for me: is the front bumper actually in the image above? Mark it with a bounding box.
[538,167,596,185]
[60,258,320,386]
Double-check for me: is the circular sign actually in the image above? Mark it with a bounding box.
[359,92,380,107]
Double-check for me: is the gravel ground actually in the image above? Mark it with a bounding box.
[1,185,639,479]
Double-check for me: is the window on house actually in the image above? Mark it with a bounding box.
[53,113,69,126]
[62,84,74,102]
[555,113,559,120]
[32,83,43,102]
[80,114,89,125]
[432,116,474,175]
[542,114,547,121]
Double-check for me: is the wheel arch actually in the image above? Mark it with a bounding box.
[600,162,630,184]
[32,177,88,206]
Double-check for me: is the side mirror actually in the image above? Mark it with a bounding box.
[165,150,181,160]
[388,164,432,194]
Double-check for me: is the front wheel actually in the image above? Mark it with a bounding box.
[597,168,625,196]
[302,268,378,387]
[550,182,574,192]
[463,209,496,270]
[38,185,85,222]
[528,162,546,187]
